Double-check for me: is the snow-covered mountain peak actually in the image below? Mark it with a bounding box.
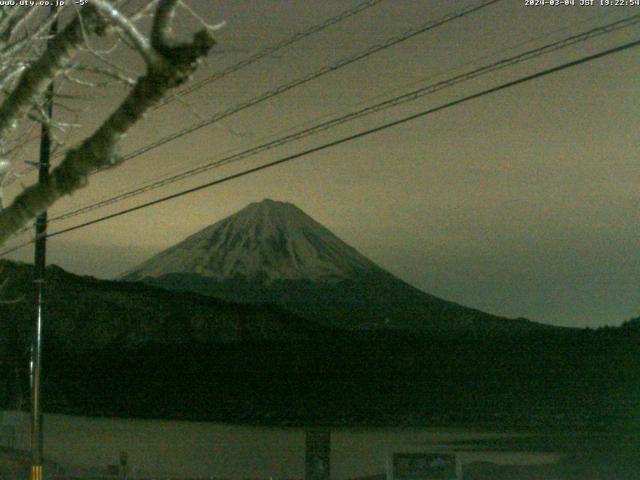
[123,199,383,284]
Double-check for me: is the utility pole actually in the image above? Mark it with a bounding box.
[31,6,57,480]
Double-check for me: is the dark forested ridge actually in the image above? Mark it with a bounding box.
[0,260,330,350]
[140,272,554,335]
[0,260,638,430]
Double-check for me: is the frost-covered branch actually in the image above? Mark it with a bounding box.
[90,0,160,66]
[0,0,215,245]
[0,6,107,145]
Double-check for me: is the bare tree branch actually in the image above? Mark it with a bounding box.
[0,6,108,147]
[0,7,32,47]
[152,0,179,50]
[90,0,160,66]
[0,0,215,245]
[73,64,136,87]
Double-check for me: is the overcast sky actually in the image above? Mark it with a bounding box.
[4,0,639,328]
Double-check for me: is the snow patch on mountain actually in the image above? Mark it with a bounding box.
[123,199,383,284]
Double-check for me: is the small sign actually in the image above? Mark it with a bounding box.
[392,453,458,480]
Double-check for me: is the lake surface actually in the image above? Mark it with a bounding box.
[1,411,630,479]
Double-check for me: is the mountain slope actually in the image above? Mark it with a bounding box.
[124,199,384,284]
[123,199,552,334]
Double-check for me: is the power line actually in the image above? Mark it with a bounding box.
[8,0,389,181]
[152,0,388,110]
[0,0,504,247]
[96,0,502,170]
[39,0,516,223]
[48,7,627,222]
[45,12,640,225]
[8,0,501,203]
[13,0,498,181]
[1,36,636,257]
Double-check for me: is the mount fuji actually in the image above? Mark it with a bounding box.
[123,199,547,334]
